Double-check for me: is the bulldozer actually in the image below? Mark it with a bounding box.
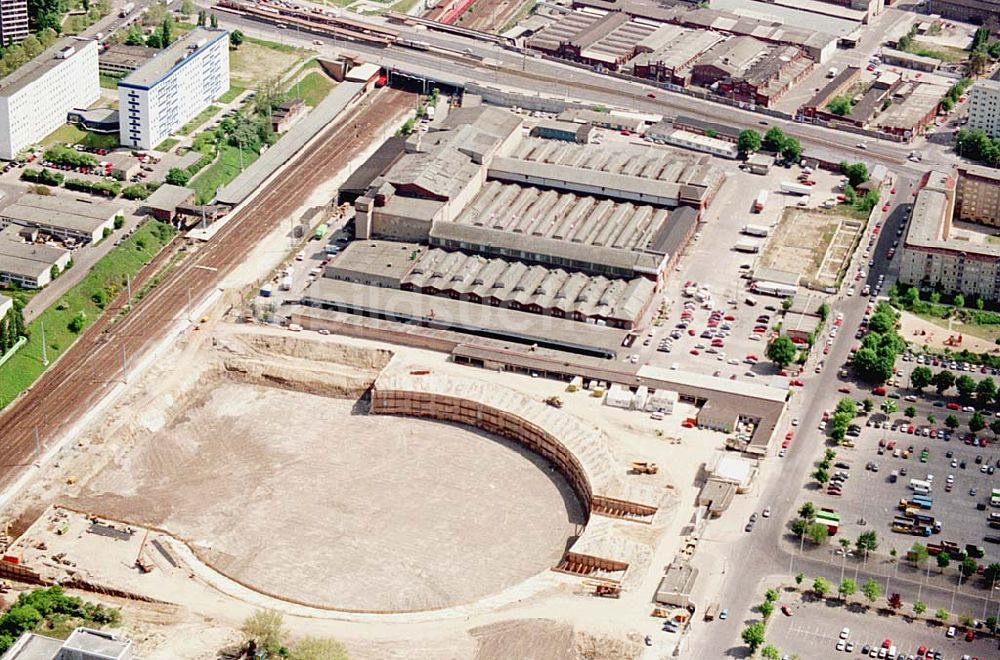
[543,395,564,408]
[585,580,622,598]
[630,461,659,475]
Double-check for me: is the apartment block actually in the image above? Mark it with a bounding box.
[0,39,100,160]
[967,79,1000,139]
[0,0,28,45]
[118,27,229,150]
[955,165,1000,226]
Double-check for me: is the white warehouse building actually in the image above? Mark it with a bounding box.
[118,27,229,150]
[0,38,100,160]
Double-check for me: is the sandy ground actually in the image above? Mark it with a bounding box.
[898,309,1000,355]
[762,207,860,289]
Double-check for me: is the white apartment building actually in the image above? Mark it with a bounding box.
[0,0,28,45]
[967,79,1000,139]
[118,28,229,150]
[0,39,100,160]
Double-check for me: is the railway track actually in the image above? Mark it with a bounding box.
[0,87,413,493]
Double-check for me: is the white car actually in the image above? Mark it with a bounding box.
[946,626,956,638]
[762,506,771,518]
[857,143,868,150]
[840,627,850,639]
[792,418,800,426]
[836,640,846,651]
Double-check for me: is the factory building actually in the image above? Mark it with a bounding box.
[924,0,1000,24]
[0,39,99,160]
[118,27,229,150]
[0,194,121,244]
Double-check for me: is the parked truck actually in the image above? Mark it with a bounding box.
[280,276,292,292]
[120,1,134,16]
[780,181,812,196]
[733,240,761,254]
[741,224,771,237]
[827,66,838,78]
[750,281,797,297]
[753,190,768,213]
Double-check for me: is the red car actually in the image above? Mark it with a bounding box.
[646,92,656,98]
[965,629,974,642]
[839,386,851,393]
[781,605,793,616]
[746,354,759,362]
[947,402,960,410]
[724,315,736,321]
[688,329,696,335]
[890,187,897,195]
[790,379,805,387]
[882,639,891,649]
[882,204,890,212]
[690,349,700,355]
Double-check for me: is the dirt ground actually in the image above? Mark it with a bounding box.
[899,309,1000,355]
[229,41,308,86]
[761,207,861,289]
[67,381,583,612]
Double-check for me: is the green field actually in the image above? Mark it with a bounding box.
[155,137,180,153]
[41,124,119,149]
[288,71,334,107]
[99,73,121,90]
[178,105,221,136]
[0,221,177,409]
[218,84,247,104]
[190,144,259,204]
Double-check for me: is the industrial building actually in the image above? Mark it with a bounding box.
[0,0,28,45]
[878,47,941,73]
[690,37,813,108]
[529,120,594,144]
[955,165,1000,226]
[0,39,100,160]
[0,194,121,244]
[118,27,230,150]
[525,10,659,71]
[967,79,1000,139]
[628,25,725,86]
[924,0,1000,24]
[2,627,133,660]
[143,183,195,222]
[0,226,71,288]
[875,80,945,139]
[271,98,306,133]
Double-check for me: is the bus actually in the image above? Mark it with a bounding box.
[314,223,329,240]
[909,479,932,494]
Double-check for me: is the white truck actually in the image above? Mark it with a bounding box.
[120,1,135,16]
[827,66,838,78]
[753,190,768,213]
[741,224,770,237]
[781,181,812,196]
[734,240,761,254]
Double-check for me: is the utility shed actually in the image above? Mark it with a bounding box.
[142,184,195,222]
[655,561,698,608]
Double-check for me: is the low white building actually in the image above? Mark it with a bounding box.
[0,293,11,321]
[604,383,634,409]
[0,194,120,244]
[645,389,677,414]
[0,226,71,288]
[0,38,100,160]
[118,27,229,150]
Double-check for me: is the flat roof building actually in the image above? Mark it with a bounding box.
[0,39,100,160]
[143,183,195,222]
[0,225,71,288]
[924,0,1000,24]
[1,627,133,660]
[526,10,658,70]
[0,292,11,321]
[878,47,941,72]
[98,44,157,77]
[118,27,230,149]
[955,164,1000,227]
[654,561,699,608]
[876,81,944,139]
[0,194,120,243]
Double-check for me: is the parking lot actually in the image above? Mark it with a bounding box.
[767,593,1000,660]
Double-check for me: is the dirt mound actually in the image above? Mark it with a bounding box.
[472,619,574,660]
[240,334,393,370]
[217,358,376,399]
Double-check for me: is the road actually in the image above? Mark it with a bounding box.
[0,87,413,493]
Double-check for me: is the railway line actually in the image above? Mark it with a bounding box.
[0,87,413,493]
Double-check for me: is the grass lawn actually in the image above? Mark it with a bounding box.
[287,71,334,107]
[245,34,307,54]
[915,312,1000,343]
[218,84,247,104]
[0,221,177,409]
[155,137,180,153]
[99,73,121,90]
[190,144,259,204]
[41,124,119,150]
[178,105,221,136]
[905,40,968,63]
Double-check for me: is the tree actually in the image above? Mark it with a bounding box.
[839,537,851,553]
[290,637,349,660]
[27,0,62,32]
[956,375,976,402]
[927,413,936,425]
[960,556,978,578]
[737,129,761,155]
[863,397,874,413]
[853,346,894,383]
[934,369,955,395]
[936,608,950,623]
[124,24,145,46]
[760,645,780,660]
[813,576,831,598]
[766,336,796,368]
[945,414,960,431]
[987,615,998,633]
[68,311,86,334]
[759,599,774,619]
[976,377,996,406]
[881,399,898,415]
[840,161,869,187]
[913,600,927,616]
[887,593,903,612]
[902,287,920,308]
[165,167,191,186]
[210,12,218,28]
[795,572,804,585]
[911,366,933,391]
[145,32,162,49]
[791,517,808,537]
[807,522,829,545]
[937,553,951,571]
[991,419,1000,439]
[242,609,286,655]
[798,501,816,521]
[763,126,787,152]
[905,406,916,419]
[839,578,856,601]
[180,0,195,14]
[742,622,766,654]
[781,137,802,163]
[955,293,966,308]
[824,448,837,462]
[861,578,881,606]
[984,562,1000,585]
[827,96,853,116]
[765,588,779,603]
[813,467,829,486]
[856,531,878,554]
[197,8,207,26]
[970,411,986,433]
[230,29,244,49]
[969,50,990,77]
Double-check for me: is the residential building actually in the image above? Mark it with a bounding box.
[0,0,28,45]
[0,39,100,160]
[1,627,133,660]
[118,27,229,150]
[967,79,1000,139]
[955,165,1000,226]
[924,0,1000,24]
[0,225,71,288]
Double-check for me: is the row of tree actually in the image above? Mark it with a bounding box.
[0,296,26,356]
[736,126,802,162]
[956,129,1000,169]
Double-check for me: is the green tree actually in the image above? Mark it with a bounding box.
[937,553,951,571]
[764,588,779,603]
[124,24,145,46]
[976,377,996,406]
[67,311,86,334]
[881,399,898,415]
[289,637,349,660]
[166,167,191,186]
[934,369,956,394]
[840,161,869,187]
[913,600,927,616]
[839,578,856,601]
[760,645,780,660]
[230,29,244,49]
[986,615,998,632]
[791,517,808,537]
[766,336,797,368]
[763,126,787,152]
[737,129,762,155]
[795,572,804,585]
[984,562,1000,585]
[856,531,878,554]
[813,576,831,598]
[836,397,857,415]
[991,419,1000,439]
[180,0,195,14]
[807,522,830,545]
[827,96,853,116]
[905,406,916,419]
[955,293,966,308]
[798,501,816,521]
[27,0,62,32]
[861,578,881,606]
[759,599,774,619]
[956,375,976,402]
[241,609,286,655]
[911,366,933,391]
[813,467,829,486]
[945,414,960,431]
[210,12,218,28]
[197,8,206,26]
[936,608,950,622]
[863,397,874,413]
[969,50,990,76]
[970,411,986,433]
[903,287,920,308]
[928,413,936,425]
[853,346,894,383]
[781,137,802,163]
[960,556,978,578]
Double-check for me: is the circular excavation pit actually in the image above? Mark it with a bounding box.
[72,382,585,612]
